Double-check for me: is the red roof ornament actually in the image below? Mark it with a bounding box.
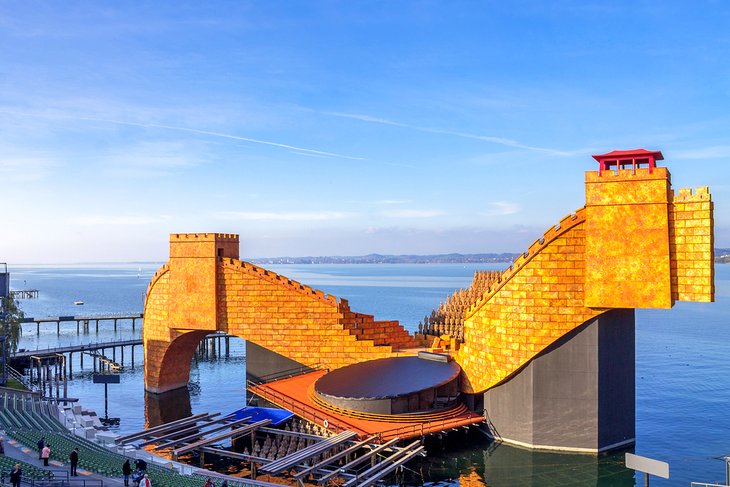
[592,149,664,175]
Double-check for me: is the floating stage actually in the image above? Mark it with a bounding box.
[314,355,461,414]
[247,356,483,442]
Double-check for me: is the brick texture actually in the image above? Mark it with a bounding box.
[144,237,416,393]
[144,162,714,397]
[456,164,714,394]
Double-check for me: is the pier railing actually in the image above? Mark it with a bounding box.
[249,364,327,385]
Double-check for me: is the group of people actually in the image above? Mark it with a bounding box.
[121,458,152,487]
[36,437,79,474]
[5,436,230,487]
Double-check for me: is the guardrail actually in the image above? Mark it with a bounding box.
[246,379,350,434]
[249,364,326,385]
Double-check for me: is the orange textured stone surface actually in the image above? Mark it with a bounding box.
[670,187,714,302]
[456,210,603,394]
[585,168,672,308]
[456,163,714,394]
[144,160,714,396]
[144,234,417,393]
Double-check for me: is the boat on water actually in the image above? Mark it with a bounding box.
[74,300,84,305]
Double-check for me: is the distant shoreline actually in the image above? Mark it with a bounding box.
[8,248,730,266]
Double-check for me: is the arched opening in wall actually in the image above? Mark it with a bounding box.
[145,331,248,418]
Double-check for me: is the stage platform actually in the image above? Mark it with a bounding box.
[247,370,484,442]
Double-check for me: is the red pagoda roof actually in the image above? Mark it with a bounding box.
[592,149,664,162]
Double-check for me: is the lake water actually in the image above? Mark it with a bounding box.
[6,263,730,486]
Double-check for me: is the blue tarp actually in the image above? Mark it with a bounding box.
[230,406,294,426]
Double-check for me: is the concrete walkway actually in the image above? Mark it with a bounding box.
[1,430,125,487]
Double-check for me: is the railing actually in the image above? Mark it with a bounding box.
[12,339,143,358]
[5,365,38,393]
[31,479,104,487]
[249,364,326,385]
[374,410,484,441]
[246,380,350,434]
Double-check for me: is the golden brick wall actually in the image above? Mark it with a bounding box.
[456,210,604,394]
[144,162,714,395]
[457,164,714,395]
[584,168,672,309]
[143,238,414,393]
[670,187,714,302]
[167,233,240,331]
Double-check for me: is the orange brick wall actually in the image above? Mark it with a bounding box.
[167,233,240,331]
[457,164,714,395]
[584,168,672,309]
[144,161,714,396]
[456,210,604,394]
[143,238,415,393]
[670,187,714,302]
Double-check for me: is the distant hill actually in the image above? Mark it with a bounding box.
[250,248,730,265]
[250,253,520,265]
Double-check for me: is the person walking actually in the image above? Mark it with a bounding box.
[0,436,5,455]
[70,447,79,476]
[37,437,45,459]
[122,459,132,487]
[203,478,215,487]
[10,464,22,487]
[141,473,152,487]
[41,444,51,466]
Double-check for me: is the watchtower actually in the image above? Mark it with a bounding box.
[167,233,239,331]
[585,149,673,308]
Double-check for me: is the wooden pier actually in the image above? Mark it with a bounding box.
[21,313,144,335]
[10,289,39,299]
[9,332,239,399]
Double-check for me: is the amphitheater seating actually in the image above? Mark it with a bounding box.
[0,392,259,487]
[0,455,54,481]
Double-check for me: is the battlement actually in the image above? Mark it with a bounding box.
[465,209,586,320]
[170,233,240,242]
[673,186,711,202]
[585,165,670,182]
[223,258,340,306]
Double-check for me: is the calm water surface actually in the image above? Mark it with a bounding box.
[7,263,730,486]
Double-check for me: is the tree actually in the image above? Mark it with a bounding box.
[1,296,24,354]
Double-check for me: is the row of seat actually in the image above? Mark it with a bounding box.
[0,393,265,487]
[0,454,54,481]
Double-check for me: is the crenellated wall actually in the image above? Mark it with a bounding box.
[143,236,417,393]
[142,155,715,453]
[456,164,714,395]
[671,187,714,301]
[456,210,602,394]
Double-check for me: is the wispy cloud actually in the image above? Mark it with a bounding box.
[381,209,446,218]
[318,110,577,156]
[62,215,164,226]
[0,108,366,161]
[481,201,520,217]
[216,211,352,221]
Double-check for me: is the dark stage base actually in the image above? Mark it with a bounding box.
[314,356,460,415]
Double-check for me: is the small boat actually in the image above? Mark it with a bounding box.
[74,300,84,305]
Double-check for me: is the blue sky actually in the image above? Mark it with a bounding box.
[1,1,729,263]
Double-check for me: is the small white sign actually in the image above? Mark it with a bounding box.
[626,453,670,479]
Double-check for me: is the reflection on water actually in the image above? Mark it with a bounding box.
[145,388,193,429]
[410,432,634,486]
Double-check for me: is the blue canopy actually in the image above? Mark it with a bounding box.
[230,406,293,426]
